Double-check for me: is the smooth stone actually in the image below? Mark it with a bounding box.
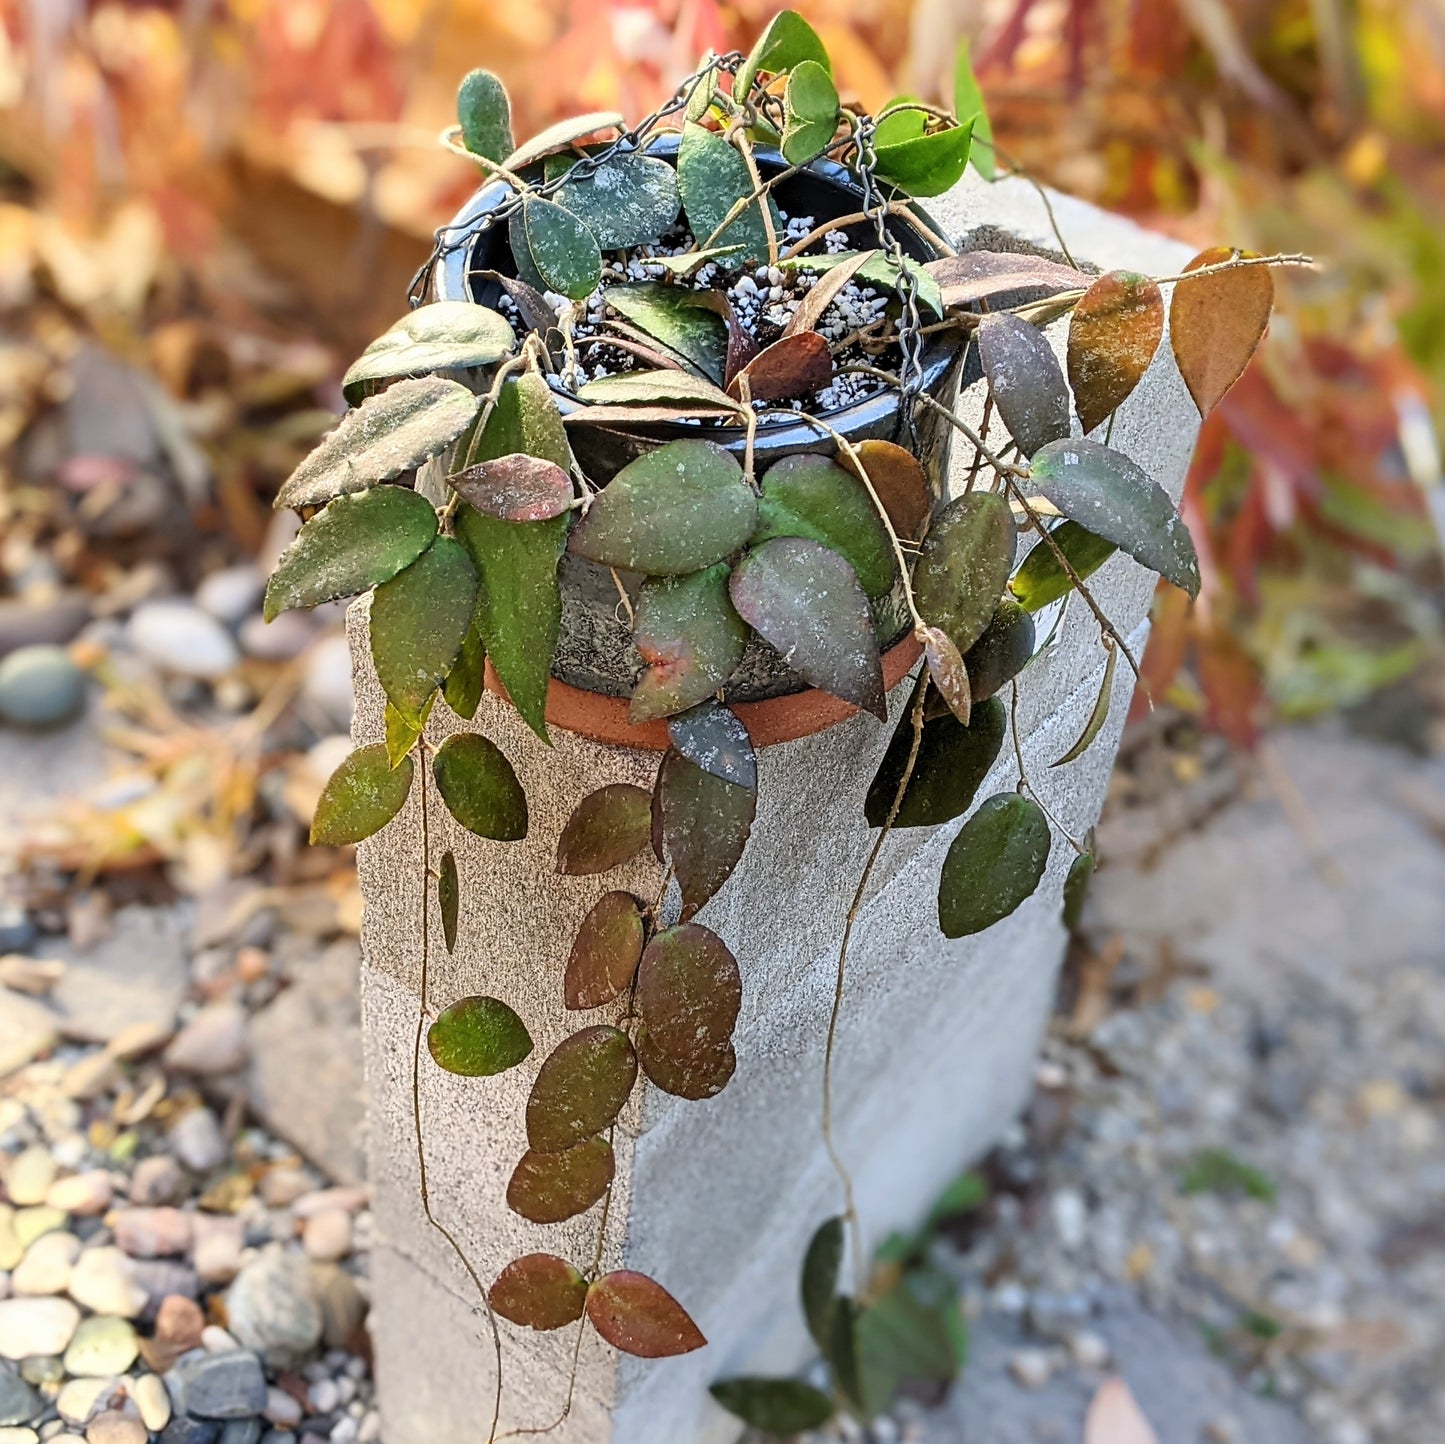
[198,1328,239,1355]
[13,1209,65,1249]
[158,1419,219,1444]
[110,1208,192,1259]
[259,1433,295,1444]
[59,1055,121,1103]
[0,993,55,1081]
[196,568,264,628]
[132,1259,201,1309]
[288,1191,366,1221]
[132,1372,172,1430]
[4,1148,57,1207]
[0,1427,38,1444]
[0,958,62,996]
[0,1212,19,1272]
[0,592,89,658]
[192,1217,244,1286]
[255,1172,309,1211]
[144,1295,204,1372]
[105,1020,173,1062]
[0,647,85,730]
[224,1254,320,1368]
[307,1265,364,1351]
[0,1297,80,1359]
[237,614,313,663]
[128,604,238,681]
[260,1390,299,1428]
[62,1317,138,1377]
[0,1369,41,1426]
[12,1232,79,1295]
[66,1248,146,1319]
[129,1156,183,1207]
[84,1412,145,1444]
[299,1212,349,1264]
[45,1174,111,1217]
[217,1423,261,1444]
[55,1377,116,1426]
[168,1110,226,1174]
[163,1005,247,1077]
[15,1357,61,1386]
[169,1350,267,1419]
[299,636,353,730]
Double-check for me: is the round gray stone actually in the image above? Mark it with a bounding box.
[0,1367,42,1426]
[0,645,85,730]
[170,1350,267,1420]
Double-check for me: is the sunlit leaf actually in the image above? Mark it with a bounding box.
[874,118,974,197]
[507,1137,614,1224]
[565,891,645,1010]
[635,1029,736,1100]
[783,250,873,338]
[924,251,1089,311]
[311,744,412,846]
[556,783,653,875]
[657,749,755,918]
[342,303,515,405]
[1169,248,1273,417]
[710,1378,834,1433]
[977,313,1071,457]
[854,440,931,539]
[730,538,885,719]
[438,850,459,953]
[449,453,573,523]
[636,923,741,1072]
[276,378,481,510]
[1007,521,1117,612]
[920,625,970,725]
[264,486,437,621]
[1085,1378,1162,1444]
[1029,438,1199,597]
[666,699,756,790]
[779,251,944,316]
[964,600,1035,703]
[865,696,1005,828]
[1067,271,1164,434]
[1062,850,1094,932]
[548,151,680,250]
[751,453,894,597]
[782,59,840,164]
[677,122,776,265]
[875,100,927,148]
[1051,640,1117,766]
[384,695,430,769]
[729,331,833,402]
[735,8,830,99]
[489,1254,588,1331]
[937,793,1051,938]
[953,38,994,180]
[913,491,1016,657]
[577,371,738,410]
[432,732,528,840]
[569,439,756,575]
[637,244,745,278]
[427,996,532,1076]
[515,196,602,303]
[457,69,512,163]
[802,1216,844,1350]
[631,563,748,723]
[603,282,733,385]
[442,623,486,721]
[504,113,624,172]
[585,1271,706,1357]
[526,1025,638,1153]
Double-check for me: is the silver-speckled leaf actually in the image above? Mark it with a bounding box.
[937,793,1051,938]
[977,313,1071,458]
[912,491,1016,658]
[341,303,514,405]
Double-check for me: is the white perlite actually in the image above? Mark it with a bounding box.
[354,170,1201,1444]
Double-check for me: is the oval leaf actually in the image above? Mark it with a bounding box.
[577,371,738,410]
[1062,850,1095,932]
[585,1271,706,1358]
[657,749,755,918]
[569,439,757,576]
[507,1137,615,1224]
[636,1029,736,1100]
[565,891,645,1010]
[1051,639,1117,767]
[729,537,885,719]
[735,8,830,98]
[636,923,741,1067]
[920,625,971,725]
[384,696,429,769]
[865,695,1006,829]
[442,623,486,721]
[489,1254,588,1331]
[781,58,840,164]
[603,282,732,385]
[873,119,974,197]
[556,783,653,875]
[449,453,572,522]
[964,600,1036,703]
[457,69,513,163]
[783,249,874,338]
[526,1025,638,1153]
[802,1216,845,1350]
[954,37,995,179]
[728,331,833,403]
[977,313,1071,458]
[311,744,412,846]
[677,121,775,265]
[710,1378,835,1434]
[438,850,459,953]
[465,372,575,471]
[913,491,1017,657]
[342,302,515,405]
[854,439,931,540]
[427,996,533,1076]
[1008,521,1117,612]
[630,563,748,724]
[264,485,438,621]
[937,793,1051,938]
[1067,270,1165,434]
[1169,247,1273,417]
[1029,438,1199,597]
[504,113,624,172]
[276,378,481,510]
[520,196,602,302]
[666,699,756,790]
[924,250,1090,310]
[432,732,528,840]
[549,151,680,250]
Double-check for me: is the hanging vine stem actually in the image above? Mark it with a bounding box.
[725,123,781,267]
[778,202,958,263]
[1007,681,1086,855]
[411,740,506,1443]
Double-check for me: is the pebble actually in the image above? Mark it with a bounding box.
[129,1156,184,1207]
[0,992,56,1079]
[62,1317,138,1377]
[261,1391,300,1428]
[65,1248,144,1320]
[300,1213,349,1264]
[12,1231,80,1295]
[327,1420,356,1444]
[299,637,353,730]
[110,1208,192,1259]
[0,646,86,730]
[163,1004,248,1077]
[288,1192,365,1222]
[84,1413,144,1444]
[0,1297,81,1359]
[157,1419,220,1444]
[0,958,63,996]
[170,1350,267,1419]
[196,567,264,627]
[45,1174,112,1216]
[169,1110,226,1174]
[131,1373,171,1432]
[200,1327,241,1354]
[305,1379,336,1414]
[218,1423,261,1444]
[153,1294,206,1358]
[105,1021,173,1063]
[1069,1328,1111,1367]
[225,1254,322,1367]
[0,1429,38,1444]
[128,603,239,681]
[257,1173,310,1211]
[193,1216,245,1285]
[14,1209,65,1249]
[0,1370,41,1426]
[306,1266,363,1351]
[1007,1347,1056,1388]
[60,1050,121,1103]
[238,614,313,663]
[4,1148,57,1206]
[0,1213,19,1273]
[55,1378,116,1426]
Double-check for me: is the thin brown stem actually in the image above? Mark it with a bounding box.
[1008,681,1085,854]
[727,124,779,266]
[780,202,956,262]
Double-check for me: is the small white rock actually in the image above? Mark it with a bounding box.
[1008,1347,1055,1389]
[128,601,240,680]
[130,1372,171,1431]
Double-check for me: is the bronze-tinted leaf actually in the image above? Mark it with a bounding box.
[438,850,459,953]
[489,1254,588,1331]
[853,440,931,540]
[1051,639,1117,767]
[728,332,833,402]
[471,269,556,335]
[1067,271,1164,434]
[920,625,971,725]
[341,303,515,405]
[507,1137,614,1224]
[565,891,645,1010]
[865,696,1006,829]
[938,793,1051,938]
[442,623,486,721]
[924,250,1089,311]
[311,743,412,846]
[432,732,528,840]
[449,454,573,522]
[630,563,747,723]
[503,112,624,172]
[657,749,755,918]
[526,1025,638,1153]
[964,600,1036,703]
[729,538,885,719]
[666,699,756,790]
[556,783,653,875]
[1007,521,1117,612]
[636,1029,736,1100]
[636,923,741,1068]
[913,492,1017,657]
[783,250,873,338]
[585,1270,706,1357]
[977,313,1071,457]
[1169,247,1273,417]
[427,995,533,1076]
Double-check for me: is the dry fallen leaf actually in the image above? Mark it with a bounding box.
[1084,1378,1160,1444]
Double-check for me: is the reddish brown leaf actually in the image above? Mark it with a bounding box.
[449,453,574,522]
[636,923,741,1067]
[924,250,1090,310]
[472,269,557,335]
[783,249,874,337]
[728,332,834,402]
[585,1271,706,1357]
[684,288,759,386]
[565,892,645,1010]
[1067,271,1165,434]
[920,625,971,725]
[852,440,931,540]
[507,1138,615,1224]
[526,1026,638,1153]
[556,784,653,875]
[637,1029,736,1100]
[489,1254,588,1331]
[1169,248,1274,417]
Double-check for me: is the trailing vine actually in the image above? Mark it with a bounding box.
[261,10,1306,1437]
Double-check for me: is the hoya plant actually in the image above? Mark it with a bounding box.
[264,11,1299,1436]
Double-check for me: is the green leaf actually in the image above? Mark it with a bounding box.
[1008,521,1117,612]
[657,748,755,919]
[636,923,741,1086]
[442,623,486,721]
[310,743,412,846]
[666,699,756,790]
[952,38,994,180]
[275,377,481,510]
[781,59,839,164]
[432,732,528,840]
[875,99,927,149]
[1029,438,1200,597]
[801,1216,845,1351]
[977,313,1071,458]
[924,1169,990,1230]
[504,113,624,173]
[438,850,459,953]
[729,537,885,719]
[855,1271,965,1414]
[752,453,895,598]
[1180,1147,1277,1203]
[873,117,974,197]
[602,282,731,385]
[1051,639,1117,767]
[342,302,515,405]
[507,1137,614,1224]
[565,891,645,1010]
[526,1025,638,1153]
[264,486,438,621]
[631,563,748,723]
[515,196,601,302]
[384,694,431,769]
[1062,850,1094,931]
[1067,270,1165,434]
[677,122,776,265]
[556,783,652,875]
[937,793,1051,939]
[964,599,1036,703]
[369,537,478,728]
[779,250,945,317]
[1169,247,1273,417]
[577,370,738,410]
[586,1271,707,1358]
[489,1254,588,1331]
[865,696,1006,829]
[457,69,513,163]
[463,372,574,472]
[569,439,756,575]
[709,1378,835,1434]
[912,491,1017,657]
[449,453,573,523]
[735,9,831,100]
[427,995,533,1076]
[455,505,567,743]
[548,151,680,250]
